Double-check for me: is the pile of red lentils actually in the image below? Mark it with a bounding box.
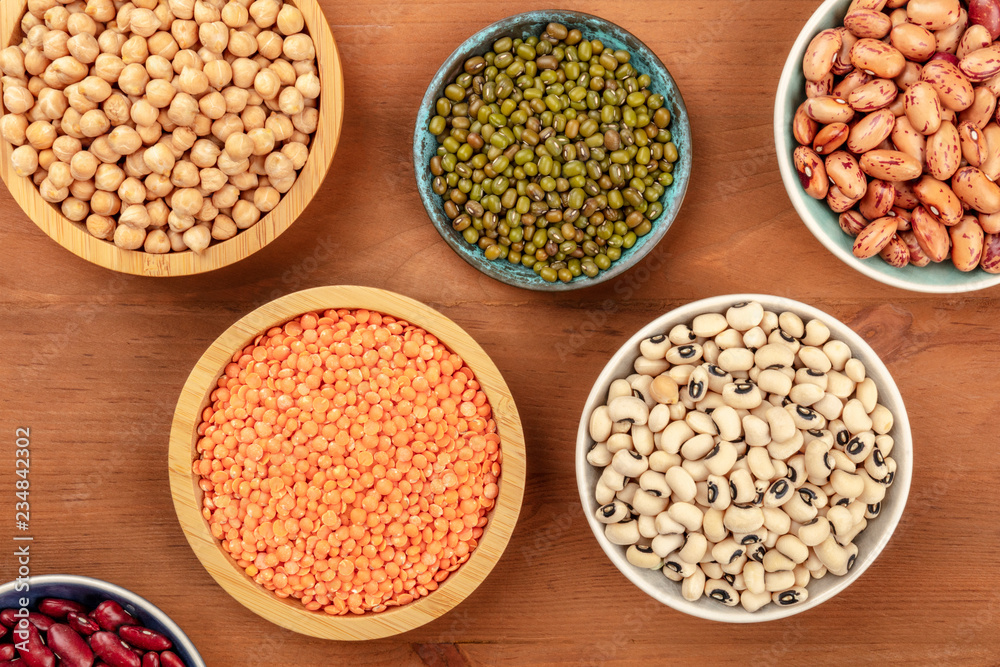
[193,308,502,615]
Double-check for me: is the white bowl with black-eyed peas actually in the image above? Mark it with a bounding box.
[575,295,912,622]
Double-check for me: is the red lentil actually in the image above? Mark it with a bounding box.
[194,309,502,615]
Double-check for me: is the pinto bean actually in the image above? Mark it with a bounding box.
[951,165,1000,212]
[804,95,856,124]
[806,73,835,98]
[920,59,975,110]
[957,23,994,59]
[894,60,923,91]
[950,215,986,270]
[840,209,869,236]
[936,6,970,53]
[859,149,922,180]
[827,183,862,212]
[845,9,893,39]
[981,231,1000,271]
[959,42,1000,81]
[910,204,953,260]
[890,115,927,164]
[813,122,849,154]
[893,179,921,209]
[793,102,819,145]
[958,119,989,165]
[907,0,963,30]
[959,86,997,127]
[969,0,1000,40]
[878,233,911,267]
[913,175,964,225]
[853,216,898,258]
[847,78,898,111]
[891,206,913,230]
[979,210,1000,232]
[926,120,962,179]
[889,23,937,61]
[859,179,895,219]
[900,229,933,265]
[847,107,896,153]
[825,151,868,199]
[804,29,843,82]
[850,38,907,78]
[904,81,944,134]
[833,69,872,98]
[794,146,829,199]
[978,122,1000,178]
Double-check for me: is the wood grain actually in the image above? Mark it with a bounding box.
[1,0,999,664]
[169,286,526,640]
[0,0,344,277]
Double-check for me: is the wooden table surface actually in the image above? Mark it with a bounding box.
[2,1,999,664]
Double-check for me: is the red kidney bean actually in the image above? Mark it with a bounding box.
[23,615,52,634]
[46,624,94,667]
[38,600,87,621]
[91,603,137,633]
[0,646,14,660]
[118,628,170,653]
[0,626,7,640]
[0,659,26,667]
[0,611,17,628]
[16,624,54,667]
[88,633,139,667]
[157,652,184,667]
[68,613,100,637]
[140,654,159,667]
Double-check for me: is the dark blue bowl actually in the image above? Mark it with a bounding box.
[0,575,205,666]
[413,10,692,291]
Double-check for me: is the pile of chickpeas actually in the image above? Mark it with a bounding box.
[0,0,320,254]
[587,301,897,612]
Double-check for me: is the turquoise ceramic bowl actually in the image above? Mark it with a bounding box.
[414,10,692,291]
[775,0,1000,293]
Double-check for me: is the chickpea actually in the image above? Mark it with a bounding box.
[93,162,124,191]
[165,92,197,127]
[247,153,266,176]
[252,67,280,100]
[39,177,68,202]
[222,131,253,161]
[113,221,145,249]
[221,29,254,58]
[51,135,81,162]
[21,12,42,35]
[86,213,115,239]
[288,129,310,144]
[249,0,279,28]
[136,227,168,252]
[42,31,70,60]
[244,126,272,156]
[202,59,232,89]
[210,213,236,240]
[145,172,174,198]
[11,145,39,177]
[46,161,72,190]
[0,46,26,77]
[267,59,293,85]
[168,0,194,20]
[115,175,145,205]
[193,0,221,23]
[275,4,303,35]
[68,90,98,113]
[210,182,238,208]
[221,2,248,27]
[114,3,133,32]
[230,57,259,88]
[69,178,96,201]
[69,150,99,180]
[147,198,169,227]
[281,141,308,170]
[228,198,257,228]
[142,141,174,175]
[276,86,304,116]
[185,139,218,169]
[195,90,225,120]
[169,159,199,188]
[0,114,29,145]
[198,21,228,53]
[249,185,278,214]
[61,196,89,221]
[264,112,291,141]
[178,66,209,95]
[191,112,212,136]
[127,98,156,126]
[67,12,97,37]
[269,171,294,194]
[198,166,226,192]
[172,127,198,153]
[229,169,257,190]
[144,54,173,80]
[211,112,243,142]
[44,55,88,88]
[78,74,111,102]
[195,198,218,222]
[88,134,117,163]
[291,107,318,134]
[222,85,249,113]
[123,150,151,178]
[295,72,319,100]
[37,148,56,171]
[117,62,148,95]
[27,26,49,51]
[171,19,198,50]
[24,49,51,77]
[78,108,109,137]
[90,54,123,84]
[182,222,210,252]
[120,35,148,64]
[118,202,150,228]
[3,86,34,114]
[171,186,203,216]
[282,34,314,61]
[25,120,56,149]
[135,122,161,146]
[102,126,139,157]
[167,208,194,232]
[66,32,99,64]
[103,92,131,124]
[26,76,46,98]
[142,77,174,108]
[142,35,175,64]
[97,31,125,58]
[89,188,120,214]
[32,169,47,187]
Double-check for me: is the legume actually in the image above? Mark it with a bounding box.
[194,308,502,615]
[0,0,321,254]
[586,301,898,612]
[427,22,680,282]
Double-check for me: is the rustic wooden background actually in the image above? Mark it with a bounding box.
[2,1,999,664]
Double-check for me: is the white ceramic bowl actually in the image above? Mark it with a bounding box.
[774,0,1000,293]
[575,294,912,622]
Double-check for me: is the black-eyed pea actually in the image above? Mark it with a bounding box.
[639,470,671,498]
[682,568,707,602]
[632,488,668,517]
[611,449,647,478]
[863,446,889,481]
[660,421,694,454]
[745,447,775,482]
[789,382,826,408]
[704,442,738,477]
[762,548,797,573]
[728,469,756,505]
[586,442,612,467]
[710,538,744,568]
[647,405,670,435]
[702,340,721,366]
[648,451,679,474]
[776,535,810,565]
[662,564,683,582]
[595,500,630,524]
[765,405,796,443]
[639,333,670,359]
[722,380,763,410]
[605,520,640,546]
[653,513,686,539]
[742,414,771,447]
[725,301,764,331]
[709,406,741,443]
[691,312,728,338]
[684,411,717,437]
[805,440,834,485]
[631,425,654,457]
[782,490,818,524]
[696,391,726,414]
[795,368,829,391]
[629,375,655,409]
[698,507,725,544]
[722,504,764,534]
[797,516,832,547]
[668,363,695,386]
[665,465,698,502]
[830,449,858,474]
[763,569,797,593]
[704,364,733,394]
[830,470,866,502]
[825,371,856,400]
[706,473,732,511]
[875,434,894,458]
[634,355,669,376]
[715,328,745,351]
[842,399,874,434]
[607,378,633,403]
[717,347,754,374]
[865,501,882,519]
[836,519,868,547]
[599,467,627,493]
[762,507,791,537]
[703,579,739,607]
[666,502,703,533]
[858,470,887,505]
[668,323,697,345]
[608,395,649,426]
[742,327,767,351]
[617,483,639,506]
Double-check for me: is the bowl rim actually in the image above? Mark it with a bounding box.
[0,574,206,665]
[773,0,1000,294]
[575,293,912,623]
[168,285,526,640]
[412,8,692,292]
[0,0,345,277]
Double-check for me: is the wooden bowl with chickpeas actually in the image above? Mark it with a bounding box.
[0,0,343,276]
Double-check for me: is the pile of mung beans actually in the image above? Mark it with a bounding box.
[586,301,897,612]
[194,308,502,615]
[793,0,1000,273]
[427,22,680,283]
[0,0,320,254]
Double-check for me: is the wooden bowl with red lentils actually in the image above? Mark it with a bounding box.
[168,285,526,640]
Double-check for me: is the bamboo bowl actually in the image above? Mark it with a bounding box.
[169,286,526,639]
[0,0,344,277]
